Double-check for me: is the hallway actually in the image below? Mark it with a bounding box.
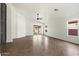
[1,35,79,56]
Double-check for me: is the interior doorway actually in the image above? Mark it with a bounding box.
[33,21,44,35]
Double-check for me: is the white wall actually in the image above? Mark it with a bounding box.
[7,4,32,42]
[49,4,79,44]
[16,12,32,38]
[15,8,33,37]
[7,4,13,42]
[16,12,26,38]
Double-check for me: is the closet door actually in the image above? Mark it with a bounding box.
[1,3,7,44]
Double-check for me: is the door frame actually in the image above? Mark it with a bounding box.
[33,21,45,35]
[1,3,7,44]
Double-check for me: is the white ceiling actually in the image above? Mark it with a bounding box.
[11,3,79,13]
[12,3,79,9]
[11,3,79,19]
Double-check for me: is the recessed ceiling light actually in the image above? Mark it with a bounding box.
[54,9,59,11]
